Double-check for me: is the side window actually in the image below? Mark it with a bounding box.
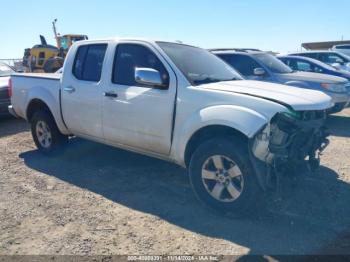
[319,53,345,64]
[313,65,324,73]
[73,44,107,82]
[112,44,169,88]
[73,46,88,79]
[296,61,312,72]
[220,54,262,76]
[283,59,298,70]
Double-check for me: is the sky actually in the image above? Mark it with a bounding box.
[1,0,349,58]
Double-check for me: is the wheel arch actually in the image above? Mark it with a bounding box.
[184,125,249,168]
[22,83,70,135]
[174,105,269,167]
[25,96,69,135]
[26,99,54,122]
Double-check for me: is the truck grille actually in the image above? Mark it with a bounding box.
[299,110,327,121]
[346,84,350,94]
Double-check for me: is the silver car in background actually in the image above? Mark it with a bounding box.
[0,62,15,117]
[212,49,350,113]
[290,50,350,72]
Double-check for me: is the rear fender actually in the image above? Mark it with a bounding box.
[26,86,69,134]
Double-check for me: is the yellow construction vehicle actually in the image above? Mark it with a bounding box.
[23,19,88,73]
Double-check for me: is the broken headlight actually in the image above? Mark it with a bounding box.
[321,83,347,93]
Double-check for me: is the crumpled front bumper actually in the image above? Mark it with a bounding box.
[249,110,329,190]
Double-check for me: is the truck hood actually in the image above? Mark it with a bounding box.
[199,80,333,111]
[277,71,348,84]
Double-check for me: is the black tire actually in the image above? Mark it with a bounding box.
[43,57,63,73]
[189,137,262,217]
[30,111,68,155]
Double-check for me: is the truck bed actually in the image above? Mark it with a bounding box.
[10,73,62,121]
[12,73,61,80]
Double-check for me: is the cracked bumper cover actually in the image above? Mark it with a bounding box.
[249,110,329,190]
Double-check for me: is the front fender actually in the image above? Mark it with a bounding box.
[173,105,270,166]
[25,86,69,134]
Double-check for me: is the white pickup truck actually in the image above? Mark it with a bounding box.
[9,39,332,215]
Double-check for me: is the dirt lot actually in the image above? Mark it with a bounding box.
[0,109,350,256]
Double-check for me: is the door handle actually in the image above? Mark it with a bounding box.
[104,92,118,98]
[63,86,76,93]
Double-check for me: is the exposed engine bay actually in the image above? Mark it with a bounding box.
[250,109,330,190]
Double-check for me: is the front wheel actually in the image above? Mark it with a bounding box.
[30,111,68,155]
[189,137,262,216]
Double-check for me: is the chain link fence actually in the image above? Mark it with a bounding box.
[0,58,25,72]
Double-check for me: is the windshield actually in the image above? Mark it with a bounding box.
[254,53,293,74]
[0,63,14,77]
[336,52,350,62]
[59,37,69,50]
[305,58,338,71]
[157,42,243,86]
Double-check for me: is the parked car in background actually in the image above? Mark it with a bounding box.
[212,49,350,113]
[332,44,350,57]
[278,55,350,95]
[0,62,15,117]
[289,50,350,72]
[9,38,332,215]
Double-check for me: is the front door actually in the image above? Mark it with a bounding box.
[102,42,177,155]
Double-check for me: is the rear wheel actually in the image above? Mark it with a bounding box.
[189,137,262,216]
[30,111,68,155]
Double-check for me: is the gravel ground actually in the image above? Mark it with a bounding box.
[0,109,350,256]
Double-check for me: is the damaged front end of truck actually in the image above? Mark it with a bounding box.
[249,108,330,190]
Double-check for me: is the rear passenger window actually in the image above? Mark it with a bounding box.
[112,44,169,88]
[296,61,312,71]
[73,44,107,82]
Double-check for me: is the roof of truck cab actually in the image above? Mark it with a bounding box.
[72,38,195,47]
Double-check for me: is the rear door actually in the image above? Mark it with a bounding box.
[102,42,177,155]
[61,43,107,138]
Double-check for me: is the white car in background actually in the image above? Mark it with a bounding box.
[332,44,350,57]
[290,50,350,72]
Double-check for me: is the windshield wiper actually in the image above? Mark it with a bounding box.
[220,77,239,82]
[193,77,222,85]
[193,77,238,85]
